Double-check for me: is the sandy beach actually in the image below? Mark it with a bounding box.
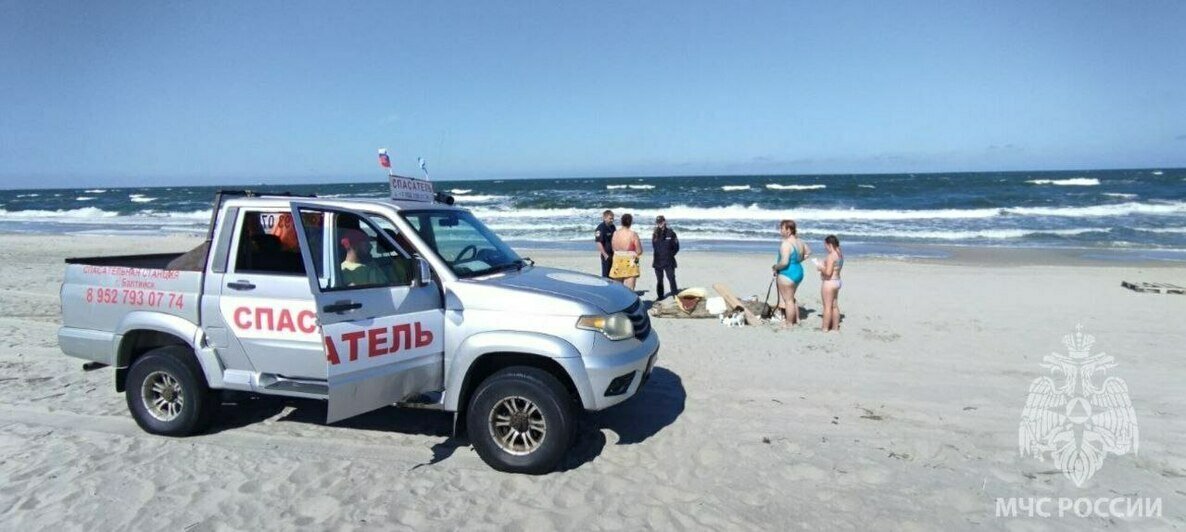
[1,233,1184,530]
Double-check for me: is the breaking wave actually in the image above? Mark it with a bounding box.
[766,184,826,191]
[0,207,121,220]
[472,201,1186,222]
[1026,178,1100,186]
[451,194,508,203]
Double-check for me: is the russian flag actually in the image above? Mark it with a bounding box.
[378,148,391,168]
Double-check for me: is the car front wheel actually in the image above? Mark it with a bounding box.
[466,366,575,474]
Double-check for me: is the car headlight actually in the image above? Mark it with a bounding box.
[576,312,635,341]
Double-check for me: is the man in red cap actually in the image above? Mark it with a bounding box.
[339,229,389,287]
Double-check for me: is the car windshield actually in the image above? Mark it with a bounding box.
[398,209,523,278]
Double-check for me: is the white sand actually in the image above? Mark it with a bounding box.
[1,234,1184,529]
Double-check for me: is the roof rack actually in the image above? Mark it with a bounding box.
[206,190,318,241]
[215,189,318,199]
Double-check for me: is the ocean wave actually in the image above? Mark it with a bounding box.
[451,194,508,203]
[449,189,473,195]
[607,184,654,190]
[657,232,770,242]
[1103,193,1138,199]
[129,194,157,203]
[843,227,1110,240]
[0,207,121,220]
[472,201,1186,222]
[721,185,751,191]
[7,200,1180,229]
[473,204,999,221]
[1026,178,1100,186]
[684,228,1110,241]
[84,189,107,194]
[155,209,214,220]
[1134,227,1186,234]
[75,196,95,201]
[0,207,214,226]
[1005,201,1186,217]
[501,226,1113,242]
[16,193,40,198]
[484,223,589,232]
[766,184,826,191]
[1151,171,1164,176]
[858,184,876,189]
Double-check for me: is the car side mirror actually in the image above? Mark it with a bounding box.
[414,256,433,287]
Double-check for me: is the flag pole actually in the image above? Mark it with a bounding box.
[418,157,430,181]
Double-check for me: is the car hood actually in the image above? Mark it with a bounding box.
[478,266,638,313]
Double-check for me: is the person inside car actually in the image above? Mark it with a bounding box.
[339,229,390,287]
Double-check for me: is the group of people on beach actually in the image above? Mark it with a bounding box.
[771,220,844,332]
[594,212,844,331]
[595,210,682,299]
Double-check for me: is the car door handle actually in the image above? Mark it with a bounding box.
[323,301,362,313]
[227,281,256,291]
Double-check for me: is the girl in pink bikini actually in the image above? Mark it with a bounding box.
[816,235,844,332]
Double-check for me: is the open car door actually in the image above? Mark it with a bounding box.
[290,202,446,423]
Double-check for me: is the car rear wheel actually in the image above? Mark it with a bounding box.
[466,366,575,474]
[125,346,218,436]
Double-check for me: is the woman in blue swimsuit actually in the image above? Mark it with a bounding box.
[771,219,811,326]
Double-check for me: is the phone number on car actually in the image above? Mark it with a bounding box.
[85,287,185,310]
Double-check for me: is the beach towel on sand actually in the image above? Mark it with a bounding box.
[649,287,764,318]
[650,297,711,318]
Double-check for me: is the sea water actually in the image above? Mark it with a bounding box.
[2,169,1185,257]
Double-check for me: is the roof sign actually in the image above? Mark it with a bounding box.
[389,174,435,203]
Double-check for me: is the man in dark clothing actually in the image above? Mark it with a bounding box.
[594,210,616,277]
[651,215,680,299]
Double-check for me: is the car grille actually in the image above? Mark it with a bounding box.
[624,299,651,341]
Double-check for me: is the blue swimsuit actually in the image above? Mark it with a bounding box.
[777,243,804,284]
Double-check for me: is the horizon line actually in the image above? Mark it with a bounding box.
[1,165,1182,191]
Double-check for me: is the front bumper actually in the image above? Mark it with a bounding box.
[580,329,660,410]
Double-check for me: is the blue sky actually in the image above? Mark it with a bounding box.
[2,1,1184,188]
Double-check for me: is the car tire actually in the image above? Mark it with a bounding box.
[466,366,575,474]
[125,346,218,436]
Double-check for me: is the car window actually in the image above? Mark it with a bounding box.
[233,210,308,275]
[399,210,520,278]
[299,209,413,291]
